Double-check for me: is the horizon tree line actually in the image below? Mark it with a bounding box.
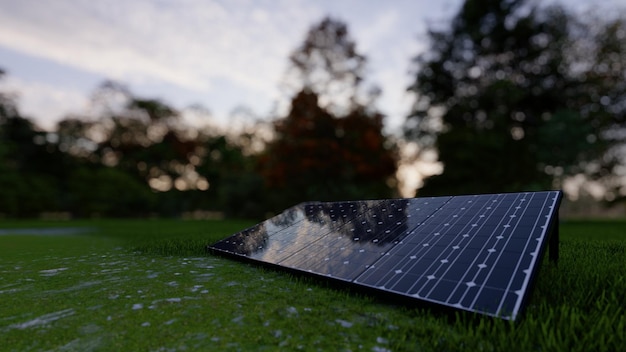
[1,0,625,218]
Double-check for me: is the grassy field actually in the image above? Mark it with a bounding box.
[0,218,624,351]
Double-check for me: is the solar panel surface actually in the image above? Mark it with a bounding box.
[208,191,562,320]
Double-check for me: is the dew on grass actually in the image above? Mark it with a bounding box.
[55,336,103,352]
[194,273,214,281]
[3,247,278,347]
[55,338,80,351]
[335,319,353,328]
[153,347,177,352]
[191,333,208,341]
[0,287,23,295]
[99,268,124,274]
[149,297,195,309]
[99,260,125,267]
[79,323,101,334]
[195,264,214,269]
[39,267,68,276]
[226,342,240,349]
[376,337,389,344]
[286,306,298,316]
[0,282,19,289]
[45,280,102,294]
[7,308,75,330]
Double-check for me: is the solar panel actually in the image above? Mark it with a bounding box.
[208,191,562,320]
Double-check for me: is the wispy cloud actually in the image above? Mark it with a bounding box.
[0,75,89,130]
[0,0,319,92]
[0,0,463,130]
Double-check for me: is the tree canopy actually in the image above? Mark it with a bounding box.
[286,16,374,114]
[260,17,397,210]
[260,90,396,209]
[0,15,399,218]
[3,4,626,218]
[405,0,626,197]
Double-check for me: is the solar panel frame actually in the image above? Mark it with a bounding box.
[208,191,562,321]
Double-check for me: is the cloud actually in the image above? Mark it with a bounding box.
[0,0,465,132]
[0,0,320,98]
[1,75,90,130]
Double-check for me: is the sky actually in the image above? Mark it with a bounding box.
[0,0,623,134]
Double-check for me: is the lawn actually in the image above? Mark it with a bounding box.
[0,218,624,351]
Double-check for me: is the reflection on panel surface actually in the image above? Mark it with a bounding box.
[209,191,562,320]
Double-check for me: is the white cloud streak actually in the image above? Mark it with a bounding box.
[0,75,89,130]
[0,0,318,91]
[0,0,462,131]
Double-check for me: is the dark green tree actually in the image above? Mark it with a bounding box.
[194,134,266,219]
[55,81,266,217]
[53,81,203,216]
[405,0,626,196]
[67,166,155,217]
[0,70,70,216]
[0,70,22,216]
[61,81,202,190]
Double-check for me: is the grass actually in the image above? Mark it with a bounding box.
[0,218,624,351]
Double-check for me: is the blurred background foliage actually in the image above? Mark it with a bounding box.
[406,0,626,197]
[1,0,625,219]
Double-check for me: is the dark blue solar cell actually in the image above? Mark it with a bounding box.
[208,191,562,320]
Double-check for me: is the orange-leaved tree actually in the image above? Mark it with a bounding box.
[260,16,397,210]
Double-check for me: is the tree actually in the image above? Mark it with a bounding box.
[194,135,266,219]
[0,78,26,216]
[67,166,155,217]
[286,16,369,114]
[405,0,626,196]
[0,69,69,216]
[57,81,207,192]
[261,17,397,210]
[260,90,396,210]
[54,80,269,217]
[51,81,211,216]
